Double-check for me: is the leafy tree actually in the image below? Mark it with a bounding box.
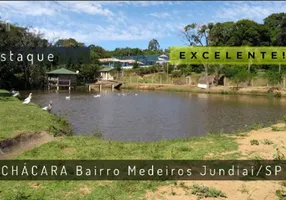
[114,62,122,72]
[208,22,235,46]
[181,23,213,87]
[264,13,286,45]
[89,45,109,58]
[114,62,122,79]
[54,38,85,47]
[133,61,139,69]
[148,39,160,51]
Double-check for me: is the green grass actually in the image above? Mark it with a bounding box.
[0,90,241,200]
[190,184,227,199]
[0,134,238,200]
[0,90,71,141]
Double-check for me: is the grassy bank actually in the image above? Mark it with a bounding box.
[0,135,239,200]
[0,90,71,141]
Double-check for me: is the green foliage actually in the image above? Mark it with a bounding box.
[271,126,286,131]
[262,139,274,145]
[273,147,285,160]
[231,69,253,87]
[148,39,160,51]
[264,70,282,86]
[276,189,286,200]
[250,139,259,145]
[178,64,192,76]
[275,92,282,98]
[132,61,139,69]
[114,62,122,72]
[92,125,103,138]
[190,184,227,199]
[54,38,84,47]
[171,70,182,78]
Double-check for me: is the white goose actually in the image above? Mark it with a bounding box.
[65,95,70,100]
[23,93,32,104]
[94,94,101,98]
[42,101,53,112]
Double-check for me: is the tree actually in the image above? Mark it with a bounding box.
[133,61,139,69]
[264,13,286,45]
[89,45,109,58]
[181,23,213,87]
[0,21,51,89]
[54,38,85,47]
[208,22,235,46]
[264,13,286,73]
[114,62,122,79]
[148,39,160,51]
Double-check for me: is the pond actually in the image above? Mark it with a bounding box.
[23,90,286,142]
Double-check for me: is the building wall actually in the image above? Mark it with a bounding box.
[48,74,77,85]
[100,72,114,80]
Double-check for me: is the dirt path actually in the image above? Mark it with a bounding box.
[0,131,58,159]
[146,123,286,200]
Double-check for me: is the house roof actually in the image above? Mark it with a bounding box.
[99,58,121,62]
[46,68,78,75]
[99,67,114,72]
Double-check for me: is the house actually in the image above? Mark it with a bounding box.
[98,58,121,67]
[46,68,79,90]
[156,54,169,65]
[99,68,115,81]
[99,58,144,69]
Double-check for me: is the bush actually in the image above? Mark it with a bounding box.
[231,70,253,87]
[264,70,282,86]
[171,70,182,78]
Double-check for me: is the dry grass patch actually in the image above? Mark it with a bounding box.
[146,181,283,200]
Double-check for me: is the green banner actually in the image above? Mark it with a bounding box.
[170,46,286,65]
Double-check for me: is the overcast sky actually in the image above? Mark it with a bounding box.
[0,1,285,50]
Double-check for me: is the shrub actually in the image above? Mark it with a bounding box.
[250,139,259,145]
[171,70,182,78]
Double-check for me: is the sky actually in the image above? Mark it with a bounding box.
[0,1,286,50]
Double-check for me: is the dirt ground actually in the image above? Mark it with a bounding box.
[0,131,58,159]
[146,124,286,200]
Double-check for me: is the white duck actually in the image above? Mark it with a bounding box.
[12,91,20,97]
[42,101,53,112]
[10,89,16,94]
[94,94,101,98]
[23,93,32,104]
[65,95,70,100]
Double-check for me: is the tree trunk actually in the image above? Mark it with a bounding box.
[204,64,209,88]
[279,64,281,73]
[248,63,252,86]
